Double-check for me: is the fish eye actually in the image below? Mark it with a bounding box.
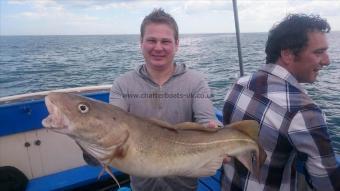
[78,103,89,113]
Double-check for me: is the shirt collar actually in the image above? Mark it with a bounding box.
[259,64,307,93]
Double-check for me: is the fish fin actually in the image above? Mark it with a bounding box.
[147,118,179,132]
[257,145,267,177]
[112,144,129,159]
[102,164,121,188]
[226,120,260,142]
[97,168,106,179]
[182,155,224,177]
[234,148,266,180]
[227,120,267,179]
[111,130,130,159]
[174,122,219,132]
[146,118,216,132]
[235,152,257,176]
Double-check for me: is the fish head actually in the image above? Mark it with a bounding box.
[42,92,128,148]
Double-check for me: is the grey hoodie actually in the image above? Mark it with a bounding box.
[109,63,219,191]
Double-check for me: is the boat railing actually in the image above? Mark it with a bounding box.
[0,85,112,105]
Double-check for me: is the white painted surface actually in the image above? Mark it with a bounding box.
[0,129,85,179]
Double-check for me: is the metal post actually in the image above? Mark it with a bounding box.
[232,0,244,76]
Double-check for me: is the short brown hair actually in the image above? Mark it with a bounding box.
[140,8,179,41]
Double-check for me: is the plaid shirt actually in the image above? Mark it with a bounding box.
[222,64,340,191]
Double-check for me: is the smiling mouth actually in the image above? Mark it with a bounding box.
[152,55,164,58]
[152,52,166,56]
[313,68,322,73]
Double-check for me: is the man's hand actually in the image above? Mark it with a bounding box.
[204,120,223,129]
[204,121,231,163]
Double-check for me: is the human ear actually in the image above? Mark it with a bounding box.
[280,49,294,65]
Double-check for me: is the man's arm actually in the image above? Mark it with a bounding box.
[289,109,340,191]
[192,77,222,127]
[109,79,128,111]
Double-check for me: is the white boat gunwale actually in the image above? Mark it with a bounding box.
[0,84,112,105]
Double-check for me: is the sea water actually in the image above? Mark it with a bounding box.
[1,33,339,153]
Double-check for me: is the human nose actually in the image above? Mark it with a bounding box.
[321,53,330,66]
[154,41,163,50]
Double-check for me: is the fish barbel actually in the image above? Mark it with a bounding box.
[42,92,266,180]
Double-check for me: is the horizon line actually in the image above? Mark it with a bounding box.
[1,31,339,37]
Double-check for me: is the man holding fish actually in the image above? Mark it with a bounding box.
[42,8,267,191]
[108,8,222,191]
[81,9,230,191]
[42,8,270,191]
[89,8,224,191]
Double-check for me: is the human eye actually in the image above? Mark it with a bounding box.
[146,39,156,43]
[315,50,324,54]
[162,39,172,45]
[314,48,327,55]
[314,50,326,58]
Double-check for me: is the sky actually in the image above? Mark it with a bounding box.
[1,0,340,36]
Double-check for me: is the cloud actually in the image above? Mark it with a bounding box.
[2,0,340,35]
[182,1,231,14]
[234,0,340,32]
[8,0,99,24]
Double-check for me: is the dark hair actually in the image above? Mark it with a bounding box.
[140,8,179,41]
[265,14,330,64]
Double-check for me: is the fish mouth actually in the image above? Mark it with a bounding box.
[42,95,70,133]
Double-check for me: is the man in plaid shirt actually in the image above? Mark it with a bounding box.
[222,14,339,191]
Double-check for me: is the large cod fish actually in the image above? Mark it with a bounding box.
[42,92,266,183]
